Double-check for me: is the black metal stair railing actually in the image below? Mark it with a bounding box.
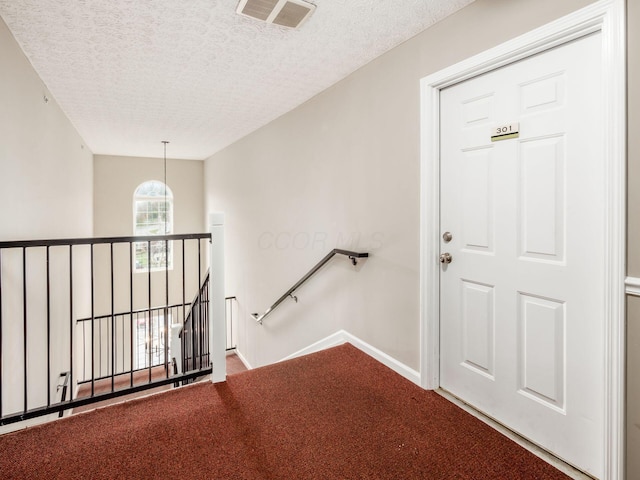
[176,273,237,386]
[76,303,190,385]
[179,271,210,383]
[0,232,212,426]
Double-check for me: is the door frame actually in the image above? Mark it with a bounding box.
[419,1,625,478]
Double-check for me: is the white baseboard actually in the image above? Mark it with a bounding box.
[280,331,348,361]
[626,276,640,297]
[280,330,421,386]
[232,347,253,371]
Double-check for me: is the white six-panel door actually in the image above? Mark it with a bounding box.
[439,33,604,477]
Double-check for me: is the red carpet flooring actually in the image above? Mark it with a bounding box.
[0,344,570,479]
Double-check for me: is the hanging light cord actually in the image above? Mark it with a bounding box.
[162,141,169,235]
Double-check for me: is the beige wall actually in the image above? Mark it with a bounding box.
[205,0,598,370]
[93,155,206,315]
[93,155,205,238]
[0,17,93,426]
[0,17,93,240]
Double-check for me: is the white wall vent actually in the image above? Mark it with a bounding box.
[236,0,316,29]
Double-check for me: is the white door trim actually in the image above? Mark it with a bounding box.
[419,1,626,479]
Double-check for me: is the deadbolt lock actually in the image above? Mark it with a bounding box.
[439,253,453,264]
[442,231,453,243]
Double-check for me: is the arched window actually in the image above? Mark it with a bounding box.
[133,181,173,271]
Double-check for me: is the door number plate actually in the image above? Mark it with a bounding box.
[491,122,520,142]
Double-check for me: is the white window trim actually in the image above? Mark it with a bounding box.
[133,181,174,273]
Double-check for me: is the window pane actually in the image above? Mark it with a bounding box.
[133,181,174,271]
[134,241,173,269]
[135,242,148,269]
[135,180,172,198]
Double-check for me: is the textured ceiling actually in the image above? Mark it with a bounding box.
[0,0,474,160]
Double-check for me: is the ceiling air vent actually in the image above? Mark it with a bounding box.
[236,0,316,29]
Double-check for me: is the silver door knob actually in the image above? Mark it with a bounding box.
[439,253,452,264]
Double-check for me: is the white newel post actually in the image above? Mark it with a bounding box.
[209,213,227,383]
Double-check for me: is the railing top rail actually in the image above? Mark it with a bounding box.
[0,232,212,249]
[76,302,191,323]
[77,271,215,324]
[252,249,368,325]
